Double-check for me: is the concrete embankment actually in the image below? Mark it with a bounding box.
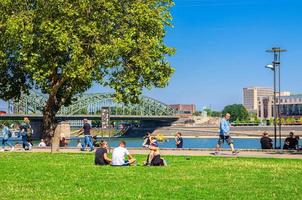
[152,126,302,137]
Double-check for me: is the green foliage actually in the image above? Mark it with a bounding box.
[0,120,21,127]
[0,153,302,199]
[203,108,212,116]
[92,120,101,127]
[211,111,222,117]
[202,108,221,117]
[222,104,249,122]
[0,0,175,103]
[192,111,201,116]
[0,0,175,137]
[269,118,274,125]
[285,117,296,125]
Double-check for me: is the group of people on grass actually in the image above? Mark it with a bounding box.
[95,140,137,166]
[94,139,167,166]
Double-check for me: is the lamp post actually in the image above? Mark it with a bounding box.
[265,47,287,149]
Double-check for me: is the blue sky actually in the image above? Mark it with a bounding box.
[1,0,302,111]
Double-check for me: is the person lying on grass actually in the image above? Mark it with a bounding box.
[111,141,136,166]
[95,140,112,166]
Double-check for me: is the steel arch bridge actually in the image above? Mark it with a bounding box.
[10,91,176,116]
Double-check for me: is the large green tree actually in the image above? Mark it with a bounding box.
[222,104,249,122]
[0,0,175,144]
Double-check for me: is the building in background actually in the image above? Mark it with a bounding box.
[277,91,291,97]
[169,104,196,117]
[243,87,274,113]
[258,94,302,119]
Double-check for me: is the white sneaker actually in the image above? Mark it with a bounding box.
[10,146,15,151]
[28,143,32,150]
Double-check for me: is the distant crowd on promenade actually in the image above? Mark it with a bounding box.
[1,117,34,152]
[1,116,301,154]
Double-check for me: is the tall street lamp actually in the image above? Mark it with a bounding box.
[265,47,287,149]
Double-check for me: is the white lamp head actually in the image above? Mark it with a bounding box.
[265,64,274,70]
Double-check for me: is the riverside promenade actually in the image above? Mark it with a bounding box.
[7,147,302,160]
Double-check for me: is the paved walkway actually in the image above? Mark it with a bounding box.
[4,147,302,160]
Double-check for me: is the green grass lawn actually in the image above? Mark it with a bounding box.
[0,153,301,200]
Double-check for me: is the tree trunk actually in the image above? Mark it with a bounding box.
[42,95,60,153]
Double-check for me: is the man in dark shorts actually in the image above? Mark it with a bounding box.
[76,119,94,151]
[95,141,111,165]
[215,113,238,155]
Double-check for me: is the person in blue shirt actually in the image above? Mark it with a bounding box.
[19,117,31,150]
[215,113,238,155]
[1,122,14,151]
[175,132,183,148]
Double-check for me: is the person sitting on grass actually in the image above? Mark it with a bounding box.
[38,139,47,147]
[14,142,22,150]
[111,141,136,166]
[146,137,159,165]
[76,139,83,149]
[260,132,273,149]
[142,132,151,148]
[295,136,300,150]
[145,138,166,166]
[95,140,112,166]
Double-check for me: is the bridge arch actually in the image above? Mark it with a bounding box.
[11,92,176,116]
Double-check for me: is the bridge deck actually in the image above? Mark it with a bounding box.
[0,114,179,121]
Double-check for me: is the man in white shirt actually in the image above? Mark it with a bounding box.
[112,141,136,166]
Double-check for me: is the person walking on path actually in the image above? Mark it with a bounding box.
[76,119,94,151]
[175,132,183,148]
[1,122,14,151]
[19,117,31,150]
[215,113,238,155]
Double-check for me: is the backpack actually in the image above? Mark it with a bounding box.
[8,129,13,138]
